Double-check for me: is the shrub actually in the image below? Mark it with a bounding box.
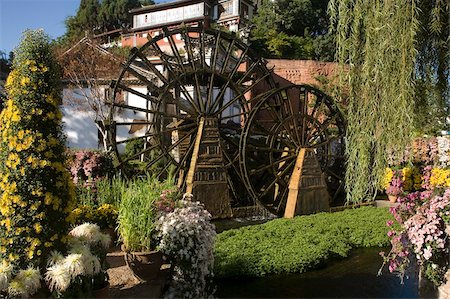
[68,150,114,186]
[214,207,397,278]
[0,30,75,271]
[68,204,118,229]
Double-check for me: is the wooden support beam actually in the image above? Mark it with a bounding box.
[185,117,205,194]
[284,148,306,218]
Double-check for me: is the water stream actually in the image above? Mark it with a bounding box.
[215,247,420,298]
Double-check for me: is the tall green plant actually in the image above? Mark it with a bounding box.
[118,176,176,251]
[0,30,75,268]
[329,0,420,203]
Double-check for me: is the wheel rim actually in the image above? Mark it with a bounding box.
[240,84,346,215]
[107,27,276,204]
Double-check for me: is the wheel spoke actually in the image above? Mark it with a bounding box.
[250,155,295,175]
[124,62,160,91]
[258,159,296,199]
[145,127,197,171]
[119,143,160,165]
[115,122,196,145]
[116,83,159,104]
[220,39,236,73]
[135,50,169,85]
[164,28,186,73]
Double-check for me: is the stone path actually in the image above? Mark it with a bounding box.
[105,245,171,298]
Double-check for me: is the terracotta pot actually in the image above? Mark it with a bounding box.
[125,250,164,282]
[388,194,398,203]
[92,282,110,298]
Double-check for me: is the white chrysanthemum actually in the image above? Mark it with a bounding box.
[63,254,85,278]
[8,279,26,297]
[82,252,101,276]
[69,223,101,241]
[69,242,92,256]
[45,263,71,293]
[15,267,41,295]
[98,232,111,249]
[0,261,13,291]
[47,250,64,267]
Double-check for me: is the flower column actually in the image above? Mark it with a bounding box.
[0,30,75,270]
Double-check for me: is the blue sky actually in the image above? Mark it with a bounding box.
[0,0,79,55]
[0,0,171,56]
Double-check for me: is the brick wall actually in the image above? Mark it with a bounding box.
[266,59,340,86]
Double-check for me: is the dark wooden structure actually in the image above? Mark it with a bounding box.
[107,27,346,218]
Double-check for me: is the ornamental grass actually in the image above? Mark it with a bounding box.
[0,30,75,270]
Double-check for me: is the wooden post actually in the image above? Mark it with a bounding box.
[284,148,306,218]
[284,148,330,218]
[185,117,205,194]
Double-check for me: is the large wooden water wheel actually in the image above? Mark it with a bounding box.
[107,27,276,217]
[239,85,346,216]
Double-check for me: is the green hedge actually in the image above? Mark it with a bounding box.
[214,207,396,278]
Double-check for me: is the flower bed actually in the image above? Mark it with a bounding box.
[383,136,450,198]
[381,136,450,286]
[380,189,450,286]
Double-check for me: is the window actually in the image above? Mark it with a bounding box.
[219,0,234,18]
[240,3,249,19]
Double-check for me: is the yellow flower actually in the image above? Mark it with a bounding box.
[402,167,414,191]
[430,168,450,188]
[33,223,42,234]
[20,76,30,86]
[44,192,53,205]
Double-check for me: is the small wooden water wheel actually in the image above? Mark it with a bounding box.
[107,27,276,217]
[239,85,346,217]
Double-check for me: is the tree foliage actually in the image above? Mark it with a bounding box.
[329,0,449,203]
[413,1,450,134]
[251,0,335,61]
[0,30,75,269]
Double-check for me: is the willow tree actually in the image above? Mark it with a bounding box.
[329,0,449,203]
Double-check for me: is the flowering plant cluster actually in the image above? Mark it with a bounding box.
[68,204,118,229]
[0,30,75,270]
[0,223,110,298]
[45,223,110,297]
[384,167,422,196]
[68,150,113,186]
[154,188,181,214]
[380,189,450,286]
[384,166,450,197]
[156,195,216,299]
[387,136,450,167]
[0,263,41,297]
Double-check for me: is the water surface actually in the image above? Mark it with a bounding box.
[216,247,420,298]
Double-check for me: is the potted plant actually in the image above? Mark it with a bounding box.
[384,168,404,203]
[117,176,176,282]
